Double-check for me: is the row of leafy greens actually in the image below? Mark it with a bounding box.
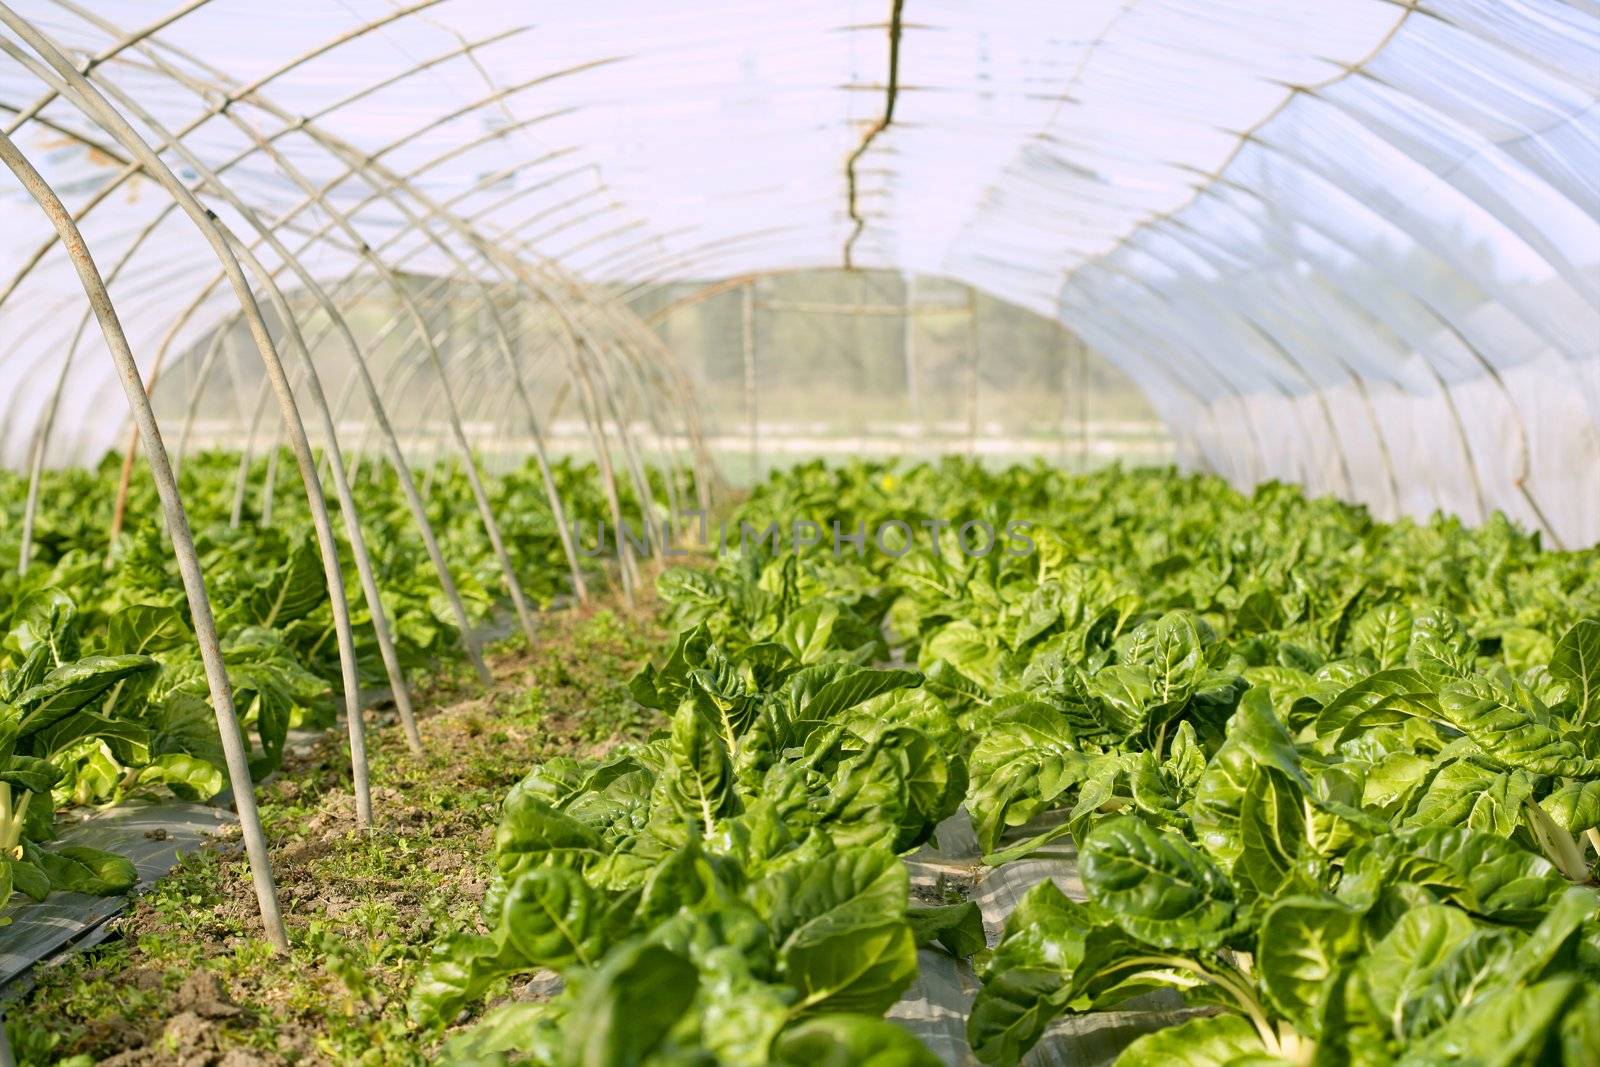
[407,575,974,1063]
[633,459,1600,1066]
[1,450,666,915]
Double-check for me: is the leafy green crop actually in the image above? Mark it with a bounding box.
[13,452,1600,1063]
[0,451,662,915]
[639,459,1600,1066]
[407,616,962,1063]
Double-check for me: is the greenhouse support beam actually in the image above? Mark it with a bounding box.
[0,0,212,133]
[0,1,606,485]
[472,212,711,509]
[105,43,639,618]
[592,299,715,519]
[122,278,501,680]
[1076,333,1089,472]
[0,11,376,828]
[1242,129,1598,530]
[564,299,706,527]
[1079,234,1361,500]
[0,14,537,317]
[1155,215,1390,509]
[289,258,593,610]
[644,274,758,327]
[1056,0,1419,291]
[173,324,231,474]
[1204,173,1557,545]
[18,0,702,581]
[131,275,495,685]
[904,274,920,428]
[1084,261,1319,489]
[965,285,980,459]
[97,82,474,754]
[1058,280,1276,484]
[0,126,287,951]
[251,120,657,602]
[14,314,77,574]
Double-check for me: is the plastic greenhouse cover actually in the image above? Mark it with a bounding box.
[0,0,1596,542]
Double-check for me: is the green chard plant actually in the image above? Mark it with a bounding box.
[408,616,966,1064]
[705,461,1600,1066]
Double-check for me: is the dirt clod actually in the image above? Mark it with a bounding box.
[175,970,240,1019]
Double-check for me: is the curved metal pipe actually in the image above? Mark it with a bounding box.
[0,9,374,828]
[0,125,286,951]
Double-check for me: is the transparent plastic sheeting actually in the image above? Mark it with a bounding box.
[0,0,1596,542]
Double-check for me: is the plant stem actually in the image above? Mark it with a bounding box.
[0,782,12,849]
[1116,954,1281,1053]
[1524,799,1592,882]
[0,784,31,853]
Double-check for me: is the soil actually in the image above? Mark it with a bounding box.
[6,599,666,1067]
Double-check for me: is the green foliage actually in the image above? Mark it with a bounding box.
[0,451,665,914]
[656,460,1600,1066]
[15,454,1600,1063]
[410,615,957,1062]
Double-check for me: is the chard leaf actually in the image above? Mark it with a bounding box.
[1324,904,1475,1061]
[966,966,1072,1066]
[1564,991,1600,1065]
[15,655,158,737]
[1407,610,1476,685]
[1148,610,1204,709]
[778,600,841,664]
[1539,778,1600,833]
[493,795,603,879]
[663,702,735,833]
[923,622,1002,688]
[1080,815,1236,952]
[907,900,984,958]
[1256,894,1363,1033]
[565,941,699,1066]
[782,919,917,1016]
[9,858,49,901]
[1349,603,1414,670]
[1236,767,1307,900]
[0,753,61,793]
[967,702,1087,853]
[29,844,137,895]
[133,753,223,801]
[1190,689,1304,869]
[1313,668,1438,752]
[1363,826,1568,927]
[1086,664,1155,739]
[1438,676,1597,778]
[1112,1013,1270,1066]
[6,590,79,666]
[1403,759,1534,837]
[107,601,192,655]
[1401,926,1521,1039]
[501,867,602,968]
[773,1014,941,1067]
[752,847,907,954]
[1550,619,1600,723]
[1394,977,1580,1067]
[800,668,921,723]
[406,933,526,1029]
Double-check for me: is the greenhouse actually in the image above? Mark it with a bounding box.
[0,0,1597,1063]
